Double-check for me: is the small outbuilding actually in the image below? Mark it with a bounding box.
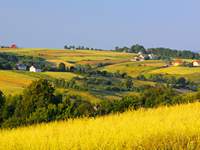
[29,66,42,72]
[192,60,200,67]
[10,44,17,48]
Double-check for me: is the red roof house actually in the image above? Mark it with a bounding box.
[10,44,17,48]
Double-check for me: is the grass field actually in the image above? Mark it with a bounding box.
[1,102,200,149]
[0,48,135,66]
[0,70,37,95]
[103,60,165,77]
[0,70,78,95]
[149,66,200,83]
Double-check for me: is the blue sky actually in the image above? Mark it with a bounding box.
[0,0,200,51]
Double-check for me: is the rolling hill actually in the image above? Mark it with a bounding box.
[0,102,200,149]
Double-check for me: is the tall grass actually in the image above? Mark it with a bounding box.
[1,103,200,149]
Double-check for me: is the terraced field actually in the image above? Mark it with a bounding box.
[1,103,200,149]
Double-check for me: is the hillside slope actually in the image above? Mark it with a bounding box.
[1,103,200,149]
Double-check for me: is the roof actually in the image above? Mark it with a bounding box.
[193,60,200,63]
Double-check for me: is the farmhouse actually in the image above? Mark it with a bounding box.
[16,64,27,71]
[192,60,200,67]
[172,60,183,66]
[29,66,42,72]
[148,54,157,60]
[131,55,145,62]
[10,44,17,48]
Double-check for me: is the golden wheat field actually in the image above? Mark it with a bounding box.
[1,103,200,150]
[0,70,78,95]
[0,48,135,66]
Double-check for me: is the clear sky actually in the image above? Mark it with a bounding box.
[0,0,200,51]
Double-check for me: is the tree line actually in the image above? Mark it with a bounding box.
[64,45,103,51]
[115,44,200,59]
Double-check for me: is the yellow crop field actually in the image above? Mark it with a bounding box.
[149,66,200,82]
[42,72,78,80]
[0,70,37,95]
[0,71,78,95]
[0,48,135,66]
[150,66,200,75]
[1,103,200,149]
[103,60,165,77]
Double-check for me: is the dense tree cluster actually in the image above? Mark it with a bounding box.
[147,48,200,59]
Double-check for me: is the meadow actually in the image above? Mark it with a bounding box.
[149,66,200,83]
[1,102,200,149]
[0,70,78,95]
[103,60,165,77]
[0,48,135,66]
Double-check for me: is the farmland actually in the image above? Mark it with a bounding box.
[1,48,200,149]
[1,103,200,149]
[102,60,165,77]
[0,48,135,66]
[0,70,78,95]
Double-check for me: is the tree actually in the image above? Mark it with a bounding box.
[15,79,55,118]
[142,84,175,107]
[58,63,66,72]
[125,78,134,90]
[64,45,68,49]
[0,90,5,123]
[177,77,187,88]
[130,44,146,53]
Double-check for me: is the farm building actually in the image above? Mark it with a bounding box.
[131,55,145,62]
[172,60,183,66]
[29,66,42,72]
[10,44,17,48]
[192,60,200,67]
[16,64,27,70]
[148,54,157,60]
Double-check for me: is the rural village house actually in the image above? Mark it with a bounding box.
[10,44,17,48]
[192,60,200,67]
[29,65,42,72]
[131,55,145,62]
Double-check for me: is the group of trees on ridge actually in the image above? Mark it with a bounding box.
[64,45,103,51]
[115,44,200,59]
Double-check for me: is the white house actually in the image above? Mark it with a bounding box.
[193,60,200,67]
[148,54,157,60]
[29,66,42,72]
